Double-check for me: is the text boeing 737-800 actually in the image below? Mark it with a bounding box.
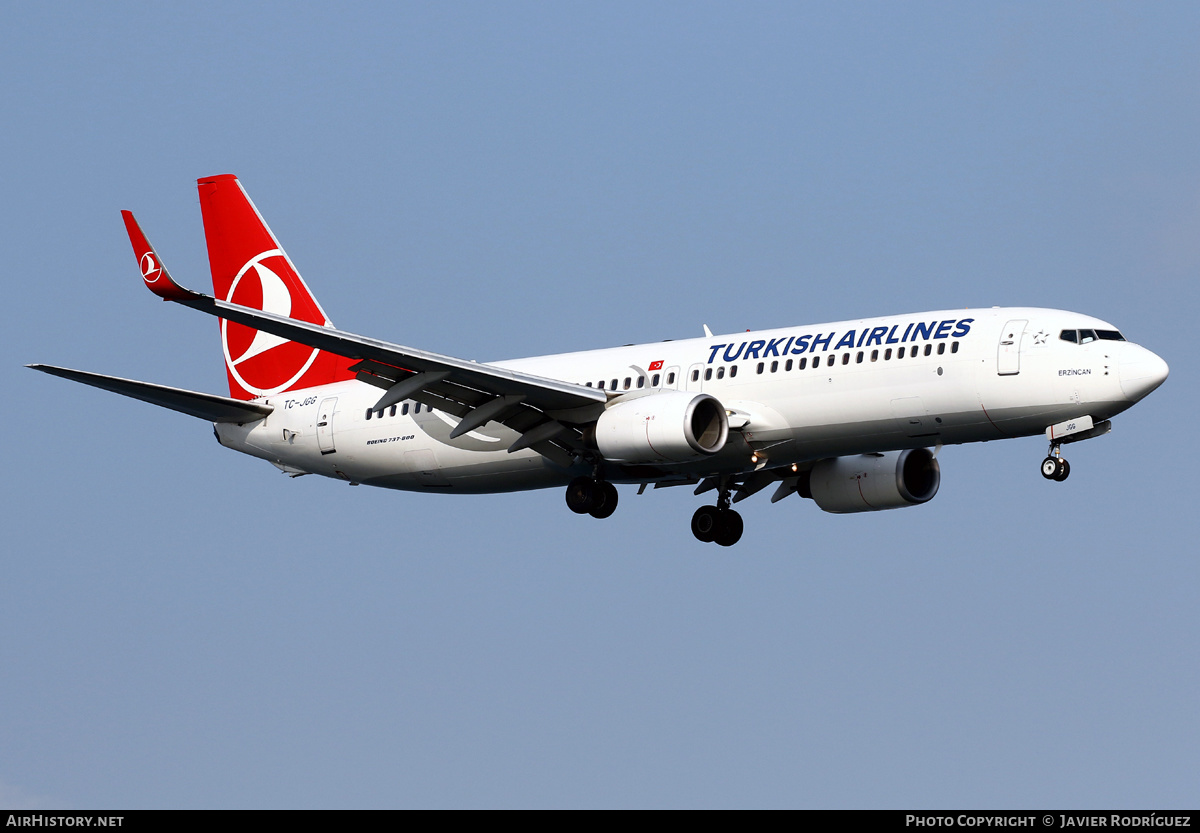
[31,175,1169,546]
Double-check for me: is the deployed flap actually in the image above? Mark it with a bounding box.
[28,365,273,423]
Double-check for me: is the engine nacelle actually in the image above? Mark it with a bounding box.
[807,448,940,513]
[596,391,729,464]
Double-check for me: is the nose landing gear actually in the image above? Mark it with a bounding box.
[691,485,744,546]
[1041,445,1071,481]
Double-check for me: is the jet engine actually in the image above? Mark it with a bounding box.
[596,391,728,464]
[806,448,940,513]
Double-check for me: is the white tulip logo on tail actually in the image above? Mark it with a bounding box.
[140,253,162,284]
[220,249,322,397]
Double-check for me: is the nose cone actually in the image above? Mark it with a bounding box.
[1120,348,1169,402]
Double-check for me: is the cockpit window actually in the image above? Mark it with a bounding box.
[1062,328,1125,344]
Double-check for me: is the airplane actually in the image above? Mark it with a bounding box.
[30,174,1170,546]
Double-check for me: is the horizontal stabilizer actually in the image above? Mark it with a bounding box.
[28,365,273,423]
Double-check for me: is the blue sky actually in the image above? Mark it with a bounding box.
[2,2,1197,808]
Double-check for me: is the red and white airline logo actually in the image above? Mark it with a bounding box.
[140,252,162,284]
[221,249,322,397]
[648,360,664,371]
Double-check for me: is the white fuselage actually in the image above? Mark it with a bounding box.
[215,307,1163,493]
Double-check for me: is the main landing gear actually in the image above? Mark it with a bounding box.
[691,486,743,547]
[566,476,619,519]
[1041,444,1071,482]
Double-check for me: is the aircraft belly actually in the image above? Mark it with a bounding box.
[362,455,570,494]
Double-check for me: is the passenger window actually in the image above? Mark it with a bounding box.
[885,348,892,360]
[365,408,372,420]
[799,357,807,370]
[414,403,421,414]
[667,372,676,385]
[623,377,631,390]
[856,351,863,363]
[924,344,932,356]
[691,369,699,382]
[842,353,850,365]
[871,349,878,362]
[770,360,778,373]
[951,342,959,354]
[597,380,605,390]
[812,355,821,368]
[652,373,660,386]
[756,362,764,374]
[785,359,793,371]
[637,376,645,388]
[937,343,945,355]
[704,368,712,381]
[898,346,905,359]
[611,379,618,390]
[716,367,725,379]
[402,403,409,415]
[730,365,738,378]
[586,381,593,387]
[390,405,397,417]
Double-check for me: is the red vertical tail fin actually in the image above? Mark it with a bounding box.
[197,175,354,400]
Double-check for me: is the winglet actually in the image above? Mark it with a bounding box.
[121,210,202,302]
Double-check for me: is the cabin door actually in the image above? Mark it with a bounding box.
[997,319,1027,376]
[316,397,338,454]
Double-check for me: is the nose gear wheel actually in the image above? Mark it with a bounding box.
[1041,444,1071,482]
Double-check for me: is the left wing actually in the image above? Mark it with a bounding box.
[125,212,606,464]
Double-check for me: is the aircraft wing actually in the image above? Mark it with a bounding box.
[198,295,604,414]
[125,211,606,463]
[28,365,274,423]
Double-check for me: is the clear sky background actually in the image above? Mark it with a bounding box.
[2,1,1197,809]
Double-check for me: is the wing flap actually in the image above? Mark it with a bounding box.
[29,365,273,423]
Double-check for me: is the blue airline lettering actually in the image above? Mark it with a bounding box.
[703,318,973,364]
[834,330,857,350]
